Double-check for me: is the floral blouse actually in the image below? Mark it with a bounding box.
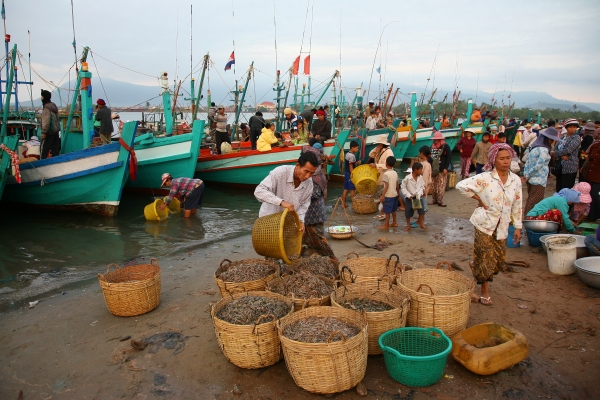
[523,146,551,186]
[456,170,523,240]
[554,134,581,174]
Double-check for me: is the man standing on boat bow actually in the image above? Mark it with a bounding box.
[254,152,319,232]
[95,99,114,145]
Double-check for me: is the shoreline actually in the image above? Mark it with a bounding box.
[1,185,598,399]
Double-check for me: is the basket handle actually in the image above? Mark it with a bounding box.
[252,313,276,334]
[220,259,232,268]
[427,327,445,339]
[106,263,121,274]
[345,252,359,260]
[340,265,356,283]
[326,330,347,343]
[150,258,159,266]
[386,254,400,272]
[436,261,452,271]
[328,197,354,234]
[416,284,435,295]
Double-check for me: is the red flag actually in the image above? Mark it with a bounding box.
[303,55,310,75]
[292,56,300,75]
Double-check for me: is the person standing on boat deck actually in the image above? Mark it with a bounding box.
[456,143,523,306]
[95,99,114,145]
[364,100,375,121]
[158,173,205,218]
[248,111,265,150]
[301,108,316,131]
[214,105,230,155]
[254,151,319,233]
[40,89,61,159]
[311,109,332,140]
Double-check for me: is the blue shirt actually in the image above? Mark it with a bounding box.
[524,147,551,186]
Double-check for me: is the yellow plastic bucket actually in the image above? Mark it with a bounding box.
[163,196,181,213]
[144,199,169,221]
[351,165,380,195]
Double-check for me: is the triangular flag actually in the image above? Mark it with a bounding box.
[376,66,381,74]
[224,51,235,72]
[303,55,310,75]
[292,56,300,75]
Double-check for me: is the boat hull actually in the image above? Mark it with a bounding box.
[125,121,204,194]
[195,129,350,186]
[2,122,138,216]
[0,135,19,200]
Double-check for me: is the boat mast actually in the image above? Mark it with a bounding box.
[1,43,16,139]
[230,62,253,142]
[160,72,173,135]
[190,53,209,124]
[61,47,89,153]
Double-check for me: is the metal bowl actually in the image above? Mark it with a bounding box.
[574,257,600,289]
[540,234,590,258]
[523,220,560,233]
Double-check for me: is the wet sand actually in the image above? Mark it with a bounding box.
[1,178,599,399]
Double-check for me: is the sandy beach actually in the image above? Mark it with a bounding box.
[1,181,599,400]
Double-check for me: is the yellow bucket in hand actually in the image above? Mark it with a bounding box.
[144,199,169,221]
[351,165,380,195]
[163,196,181,213]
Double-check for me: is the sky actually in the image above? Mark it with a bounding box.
[4,0,600,107]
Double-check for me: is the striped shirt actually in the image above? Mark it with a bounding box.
[165,178,202,204]
[254,166,313,222]
[214,112,227,132]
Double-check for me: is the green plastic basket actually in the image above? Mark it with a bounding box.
[378,327,452,387]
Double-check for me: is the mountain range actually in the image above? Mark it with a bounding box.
[32,78,600,113]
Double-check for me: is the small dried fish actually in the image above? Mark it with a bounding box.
[340,298,393,312]
[282,316,360,343]
[216,296,289,325]
[268,272,333,299]
[217,261,276,283]
[292,255,338,279]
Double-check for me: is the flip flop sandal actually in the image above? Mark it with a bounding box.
[377,215,386,221]
[438,203,447,207]
[480,296,493,306]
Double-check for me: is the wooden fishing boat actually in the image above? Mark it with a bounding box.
[195,129,350,186]
[125,122,203,195]
[2,47,138,216]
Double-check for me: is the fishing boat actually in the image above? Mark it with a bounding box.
[0,44,24,201]
[2,48,138,216]
[124,71,204,195]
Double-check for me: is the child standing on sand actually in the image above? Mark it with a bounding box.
[342,140,360,208]
[379,156,399,229]
[401,162,427,231]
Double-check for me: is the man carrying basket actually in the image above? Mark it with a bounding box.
[254,152,319,233]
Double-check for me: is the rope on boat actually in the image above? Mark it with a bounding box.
[90,51,110,107]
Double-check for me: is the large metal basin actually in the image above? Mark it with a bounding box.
[540,234,590,259]
[573,257,600,289]
[523,220,560,233]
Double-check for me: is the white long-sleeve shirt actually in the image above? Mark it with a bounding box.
[254,166,313,222]
[456,169,523,240]
[401,174,425,199]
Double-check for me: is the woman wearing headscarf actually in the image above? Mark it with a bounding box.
[300,141,337,263]
[570,182,592,226]
[553,118,581,192]
[456,143,523,306]
[581,127,600,221]
[522,127,560,216]
[429,130,451,207]
[525,189,580,233]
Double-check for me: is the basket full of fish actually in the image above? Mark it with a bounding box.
[214,258,280,297]
[266,270,335,311]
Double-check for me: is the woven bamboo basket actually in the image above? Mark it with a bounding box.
[351,195,378,214]
[211,291,294,369]
[277,306,368,394]
[331,279,410,354]
[266,272,334,311]
[327,197,357,240]
[339,252,400,283]
[396,261,475,337]
[214,259,280,297]
[97,259,161,317]
[252,209,302,264]
[350,165,380,195]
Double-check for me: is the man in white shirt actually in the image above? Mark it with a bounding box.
[401,162,426,231]
[254,152,319,232]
